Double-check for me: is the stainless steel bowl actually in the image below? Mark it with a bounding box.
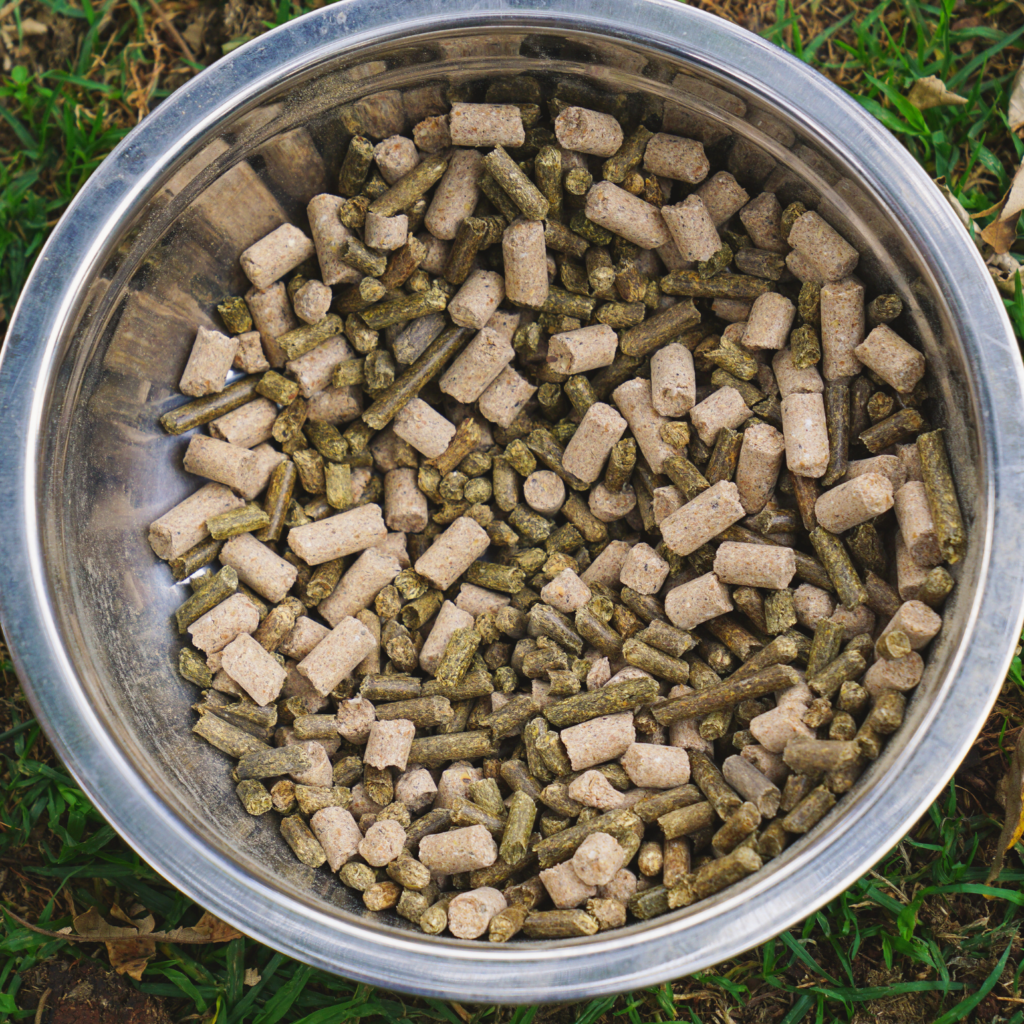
[1,0,1022,1002]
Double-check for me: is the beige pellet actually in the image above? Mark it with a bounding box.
[435,764,483,810]
[663,572,732,631]
[448,269,505,329]
[854,324,926,394]
[619,543,669,596]
[417,232,451,275]
[248,444,288,500]
[561,712,636,771]
[653,486,685,526]
[337,695,376,743]
[297,614,377,696]
[587,898,627,931]
[793,584,836,630]
[713,541,796,590]
[358,818,407,867]
[241,223,316,292]
[820,278,865,380]
[149,482,244,560]
[456,584,509,617]
[589,482,637,523]
[738,192,787,254]
[448,887,508,939]
[310,807,362,871]
[876,600,942,653]
[306,384,363,425]
[897,443,924,483]
[749,707,814,753]
[613,377,674,474]
[364,211,409,252]
[781,392,829,478]
[785,249,825,285]
[419,824,498,873]
[221,532,298,603]
[894,482,942,566]
[661,480,746,556]
[585,182,671,249]
[540,859,598,908]
[658,237,694,272]
[392,397,457,458]
[864,651,924,696]
[572,832,627,886]
[288,504,387,566]
[439,327,514,404]
[586,659,612,690]
[772,348,823,399]
[690,386,753,446]
[568,770,626,811]
[188,592,259,654]
[221,633,287,706]
[233,331,270,374]
[650,342,696,418]
[396,767,438,813]
[562,402,628,485]
[292,279,333,324]
[596,868,638,904]
[554,106,624,156]
[503,219,550,309]
[621,743,691,789]
[831,604,875,640]
[183,435,261,498]
[523,470,565,517]
[540,568,592,614]
[246,281,297,368]
[694,170,749,227]
[448,103,525,148]
[643,132,709,183]
[349,784,385,820]
[814,473,894,534]
[743,292,796,351]
[319,548,402,626]
[364,719,416,771]
[373,135,420,184]
[581,539,632,589]
[179,326,238,397]
[290,740,333,787]
[661,195,721,262]
[548,324,619,375]
[385,467,429,534]
[788,212,858,282]
[424,148,484,240]
[478,365,538,430]
[415,515,490,590]
[420,601,475,673]
[209,397,277,449]
[895,534,930,601]
[307,194,361,287]
[846,454,906,493]
[735,422,786,515]
[713,298,753,323]
[413,114,451,153]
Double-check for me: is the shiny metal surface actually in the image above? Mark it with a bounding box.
[1,0,1022,1002]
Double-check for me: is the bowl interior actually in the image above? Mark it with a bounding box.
[37,21,981,951]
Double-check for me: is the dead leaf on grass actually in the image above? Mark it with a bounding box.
[1009,64,1024,132]
[164,910,244,944]
[244,967,262,986]
[74,906,157,981]
[907,75,968,110]
[978,159,1024,254]
[986,728,1024,886]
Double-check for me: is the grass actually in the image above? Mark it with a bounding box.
[1,0,1024,1020]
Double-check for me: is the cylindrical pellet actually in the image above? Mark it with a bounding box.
[781,392,829,478]
[650,343,696,418]
[424,148,484,240]
[448,269,505,329]
[894,482,942,567]
[820,278,865,380]
[414,516,491,590]
[660,480,746,556]
[787,212,858,282]
[661,195,721,262]
[743,292,796,351]
[562,402,628,484]
[503,219,550,309]
[555,106,624,157]
[735,422,786,515]
[585,182,671,249]
[815,473,894,534]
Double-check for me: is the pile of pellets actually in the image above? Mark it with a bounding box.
[149,78,965,942]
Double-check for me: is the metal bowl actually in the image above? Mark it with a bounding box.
[1,0,1022,1003]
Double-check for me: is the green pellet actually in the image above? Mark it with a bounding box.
[169,536,223,581]
[705,427,744,484]
[522,909,599,938]
[464,562,525,594]
[622,638,689,685]
[535,808,642,868]
[791,324,821,369]
[653,664,799,726]
[276,315,344,362]
[807,650,867,700]
[535,146,563,221]
[618,299,700,358]
[406,731,494,768]
[859,407,926,454]
[763,589,797,634]
[207,502,270,540]
[368,152,449,217]
[160,376,260,435]
[807,617,845,676]
[484,145,549,221]
[663,453,710,502]
[602,125,653,182]
[821,383,850,486]
[174,565,238,634]
[782,785,836,834]
[443,216,489,285]
[809,527,868,610]
[867,292,903,325]
[847,521,887,576]
[543,675,659,728]
[281,815,327,868]
[256,370,300,405]
[661,270,773,300]
[192,714,269,759]
[338,135,374,196]
[918,566,954,608]
[179,647,212,688]
[236,778,272,815]
[917,428,966,565]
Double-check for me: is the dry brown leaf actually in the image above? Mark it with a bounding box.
[987,728,1024,886]
[164,910,243,944]
[244,967,262,986]
[980,159,1024,254]
[73,907,140,941]
[936,180,972,231]
[1010,64,1024,132]
[907,75,968,110]
[107,935,157,981]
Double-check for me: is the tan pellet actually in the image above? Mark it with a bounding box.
[221,532,298,603]
[523,470,566,516]
[478,366,538,430]
[358,819,407,867]
[233,331,270,374]
[310,807,362,871]
[548,324,618,375]
[664,572,733,630]
[897,443,924,483]
[749,707,814,753]
[653,486,685,526]
[694,170,749,227]
[713,541,796,590]
[364,720,416,771]
[149,482,244,560]
[572,832,627,886]
[209,398,277,449]
[288,504,387,566]
[540,568,592,614]
[420,601,475,673]
[503,219,549,309]
[661,480,746,556]
[644,132,709,183]
[419,824,498,873]
[364,211,409,251]
[568,771,626,811]
[435,764,483,810]
[650,342,696,418]
[221,633,287,706]
[613,377,674,474]
[831,604,875,640]
[448,103,525,148]
[373,135,420,184]
[845,454,906,493]
[895,534,930,601]
[415,515,490,590]
[413,114,451,153]
[307,194,361,287]
[772,348,823,399]
[448,269,505,329]
[735,422,786,515]
[455,584,510,617]
[246,281,298,368]
[597,867,638,903]
[319,548,402,626]
[562,402,628,485]
[449,887,508,938]
[241,224,316,292]
[820,278,865,380]
[864,651,925,696]
[392,397,457,458]
[781,392,830,478]
[439,327,514,404]
[540,859,598,909]
[336,695,376,743]
[297,614,377,696]
[585,182,671,249]
[876,600,942,653]
[424,148,484,240]
[395,767,438,813]
[306,385,363,425]
[619,543,670,596]
[855,325,926,394]
[738,192,787,254]
[814,473,894,534]
[788,212,858,282]
[793,584,836,630]
[690,386,753,446]
[589,483,637,523]
[179,327,238,397]
[290,740,333,788]
[581,539,632,589]
[743,292,796,351]
[554,106,624,156]
[661,195,721,262]
[894,482,941,566]
[292,279,333,324]
[183,435,261,498]
[561,712,636,771]
[188,592,259,654]
[385,467,429,534]
[621,743,691,788]
[785,249,825,285]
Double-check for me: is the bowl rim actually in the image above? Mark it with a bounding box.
[2,0,1024,1002]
